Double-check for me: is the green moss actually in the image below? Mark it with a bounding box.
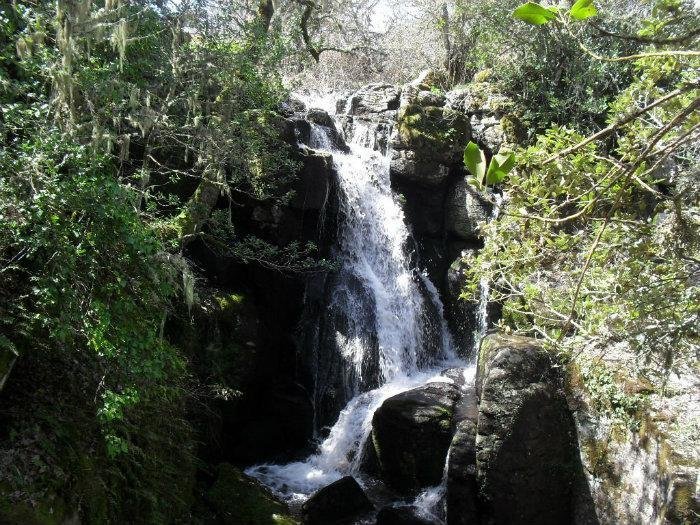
[583,438,620,486]
[397,104,469,153]
[206,463,298,525]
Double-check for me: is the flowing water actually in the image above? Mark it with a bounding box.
[246,97,477,517]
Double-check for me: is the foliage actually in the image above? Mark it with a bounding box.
[463,141,516,187]
[0,0,318,521]
[463,0,700,417]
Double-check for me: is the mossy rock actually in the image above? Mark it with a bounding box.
[206,463,298,525]
[396,104,469,157]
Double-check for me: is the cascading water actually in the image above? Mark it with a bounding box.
[247,96,465,514]
[472,193,504,352]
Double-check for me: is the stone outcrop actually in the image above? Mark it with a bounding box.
[474,334,587,525]
[301,476,374,525]
[370,382,462,493]
[444,180,492,242]
[446,384,480,525]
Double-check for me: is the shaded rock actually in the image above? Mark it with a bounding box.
[476,334,582,525]
[371,382,462,493]
[206,463,297,525]
[445,179,492,241]
[229,381,314,464]
[444,252,479,358]
[446,386,480,525]
[347,84,401,115]
[289,149,334,210]
[307,108,336,128]
[375,505,438,525]
[301,476,374,525]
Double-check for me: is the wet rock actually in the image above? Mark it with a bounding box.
[445,179,492,242]
[301,476,374,525]
[375,505,438,525]
[289,149,334,210]
[476,334,581,525]
[347,84,401,115]
[280,94,307,116]
[446,386,480,525]
[307,108,336,128]
[371,382,462,493]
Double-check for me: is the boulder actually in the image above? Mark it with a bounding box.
[206,463,297,525]
[392,104,470,167]
[371,382,462,493]
[307,108,336,128]
[301,476,374,525]
[375,505,438,525]
[475,334,581,525]
[346,84,401,115]
[445,179,493,242]
[390,150,450,187]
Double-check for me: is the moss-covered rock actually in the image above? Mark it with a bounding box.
[205,463,297,525]
[395,104,470,163]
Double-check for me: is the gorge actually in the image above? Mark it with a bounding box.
[1,2,698,524]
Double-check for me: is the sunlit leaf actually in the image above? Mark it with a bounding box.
[513,2,558,25]
[463,141,487,185]
[570,0,597,20]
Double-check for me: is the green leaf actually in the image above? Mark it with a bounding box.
[463,141,487,185]
[570,0,597,20]
[485,151,516,185]
[513,2,558,25]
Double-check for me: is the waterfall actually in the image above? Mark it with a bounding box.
[246,101,458,503]
[472,193,503,352]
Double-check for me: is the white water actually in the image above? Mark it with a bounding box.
[412,366,477,523]
[246,98,461,506]
[473,193,504,352]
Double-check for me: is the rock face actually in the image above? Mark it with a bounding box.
[346,83,401,116]
[446,385,480,525]
[475,334,584,525]
[371,382,462,493]
[301,476,374,525]
[444,179,492,242]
